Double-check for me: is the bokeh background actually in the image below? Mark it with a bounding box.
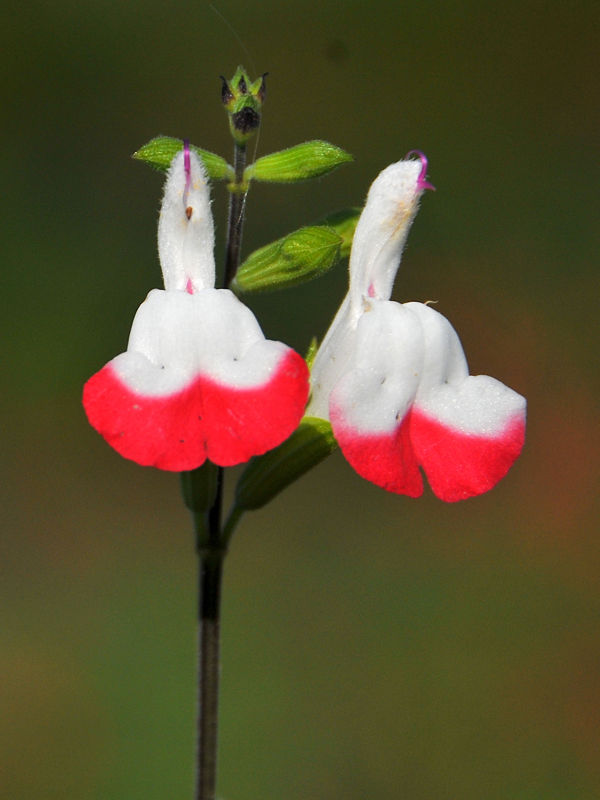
[2,0,600,798]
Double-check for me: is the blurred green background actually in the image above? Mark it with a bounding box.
[2,0,599,798]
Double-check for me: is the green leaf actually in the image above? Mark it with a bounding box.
[133,136,234,181]
[245,141,353,183]
[319,207,362,258]
[235,417,338,511]
[233,226,342,293]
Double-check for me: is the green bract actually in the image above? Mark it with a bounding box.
[133,137,233,181]
[319,207,362,258]
[245,141,353,183]
[304,337,319,371]
[233,226,342,293]
[234,417,338,512]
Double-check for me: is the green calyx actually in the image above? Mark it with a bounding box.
[318,207,362,258]
[244,141,353,183]
[133,137,233,181]
[180,460,219,513]
[231,208,361,293]
[234,417,338,512]
[233,226,342,293]
[221,66,267,144]
[180,461,220,544]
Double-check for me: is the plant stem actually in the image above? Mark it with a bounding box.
[196,549,224,800]
[195,442,224,800]
[223,141,247,289]
[195,140,249,800]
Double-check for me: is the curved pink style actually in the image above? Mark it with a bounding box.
[405,150,436,192]
[83,350,309,471]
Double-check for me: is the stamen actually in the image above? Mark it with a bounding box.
[405,150,436,192]
[186,206,193,220]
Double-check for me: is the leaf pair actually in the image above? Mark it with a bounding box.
[134,136,352,184]
[136,138,361,293]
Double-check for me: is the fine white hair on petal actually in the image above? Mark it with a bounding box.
[328,300,424,434]
[403,302,469,393]
[158,149,216,293]
[406,301,526,436]
[416,374,527,437]
[307,295,357,420]
[309,157,427,420]
[349,158,424,310]
[114,288,289,396]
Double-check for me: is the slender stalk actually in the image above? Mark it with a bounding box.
[195,459,224,800]
[195,139,249,800]
[196,549,224,800]
[223,142,247,289]
[221,504,245,549]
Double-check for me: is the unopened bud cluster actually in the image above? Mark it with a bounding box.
[220,66,267,144]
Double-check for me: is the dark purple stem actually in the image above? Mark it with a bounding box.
[196,136,248,800]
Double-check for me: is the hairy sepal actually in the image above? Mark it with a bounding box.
[318,208,361,258]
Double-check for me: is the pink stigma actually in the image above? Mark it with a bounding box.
[183,138,191,176]
[405,150,436,192]
[186,278,194,294]
[368,283,376,298]
[183,138,192,196]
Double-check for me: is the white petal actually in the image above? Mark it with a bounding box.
[405,302,525,436]
[158,150,216,292]
[415,374,526,437]
[114,288,289,396]
[349,158,424,309]
[328,300,424,433]
[308,294,357,419]
[403,302,469,391]
[309,157,429,420]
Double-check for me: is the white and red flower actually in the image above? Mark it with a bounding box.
[84,145,309,471]
[308,154,526,501]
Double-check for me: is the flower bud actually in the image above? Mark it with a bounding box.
[220,66,267,144]
[233,226,342,293]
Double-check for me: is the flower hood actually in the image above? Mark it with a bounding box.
[84,146,309,471]
[308,154,526,501]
